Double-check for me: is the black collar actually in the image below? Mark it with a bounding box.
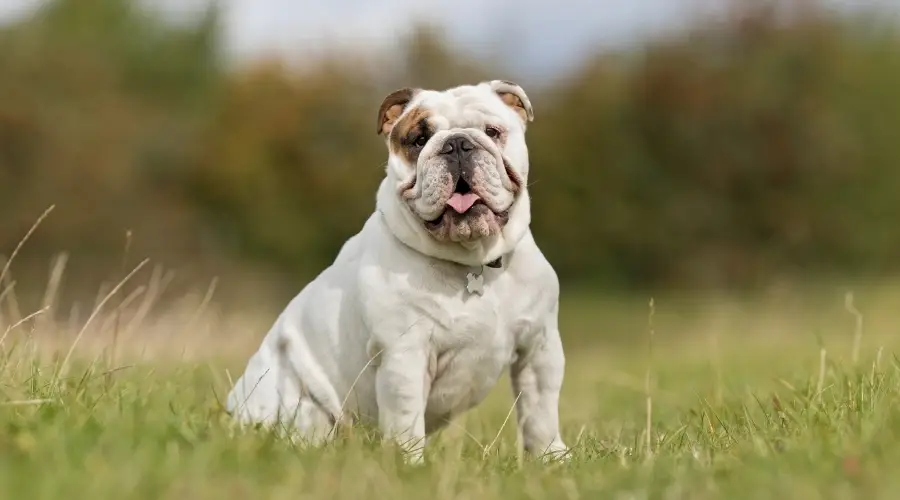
[485,257,503,269]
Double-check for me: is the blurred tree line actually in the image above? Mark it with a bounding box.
[2,0,900,300]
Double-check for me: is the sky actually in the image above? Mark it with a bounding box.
[0,0,898,81]
[216,0,705,79]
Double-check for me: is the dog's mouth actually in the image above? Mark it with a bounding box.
[446,178,481,213]
[424,178,509,230]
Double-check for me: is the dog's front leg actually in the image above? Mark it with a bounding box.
[510,324,569,462]
[375,344,429,464]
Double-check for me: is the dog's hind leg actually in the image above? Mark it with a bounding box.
[281,396,337,446]
[226,339,342,444]
[226,362,338,445]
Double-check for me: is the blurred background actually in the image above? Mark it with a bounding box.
[2,0,900,315]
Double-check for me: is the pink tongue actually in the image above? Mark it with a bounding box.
[447,193,480,213]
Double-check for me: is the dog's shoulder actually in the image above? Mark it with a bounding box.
[278,213,380,317]
[505,232,559,298]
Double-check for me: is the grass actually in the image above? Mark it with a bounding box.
[4,215,900,497]
[1,283,899,499]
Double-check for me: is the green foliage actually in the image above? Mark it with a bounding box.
[0,0,222,291]
[3,0,900,292]
[530,6,900,286]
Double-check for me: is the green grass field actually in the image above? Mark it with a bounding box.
[2,269,900,498]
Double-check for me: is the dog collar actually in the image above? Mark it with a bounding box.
[375,208,504,295]
[465,256,504,296]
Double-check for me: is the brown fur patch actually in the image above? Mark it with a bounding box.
[377,87,417,135]
[388,105,433,166]
[498,92,529,123]
[489,80,534,123]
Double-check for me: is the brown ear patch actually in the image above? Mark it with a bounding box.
[498,92,528,122]
[488,80,534,124]
[377,87,418,135]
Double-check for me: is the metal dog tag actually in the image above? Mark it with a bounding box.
[466,272,485,296]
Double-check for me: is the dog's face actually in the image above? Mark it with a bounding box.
[377,81,534,244]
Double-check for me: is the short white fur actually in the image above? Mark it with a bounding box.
[226,80,568,464]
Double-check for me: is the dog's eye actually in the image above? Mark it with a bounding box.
[485,127,501,139]
[413,135,429,147]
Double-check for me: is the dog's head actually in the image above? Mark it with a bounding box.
[376,81,534,261]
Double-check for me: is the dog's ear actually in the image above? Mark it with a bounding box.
[489,80,534,124]
[377,87,419,136]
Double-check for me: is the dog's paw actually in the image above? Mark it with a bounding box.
[403,450,426,467]
[389,436,427,466]
[538,441,571,464]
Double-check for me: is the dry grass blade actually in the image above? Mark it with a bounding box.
[337,346,384,426]
[0,280,14,306]
[817,347,827,399]
[123,266,174,339]
[0,307,49,346]
[645,297,656,458]
[183,277,219,336]
[483,391,522,460]
[0,399,56,407]
[56,258,150,378]
[0,205,55,290]
[110,231,134,368]
[845,292,864,366]
[439,418,486,450]
[36,253,69,334]
[1,274,23,327]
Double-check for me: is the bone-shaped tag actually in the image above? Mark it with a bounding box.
[466,272,484,296]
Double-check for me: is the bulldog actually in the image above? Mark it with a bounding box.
[226,80,568,464]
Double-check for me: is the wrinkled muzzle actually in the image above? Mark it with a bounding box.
[402,130,522,243]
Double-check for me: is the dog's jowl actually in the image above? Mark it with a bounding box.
[226,80,568,464]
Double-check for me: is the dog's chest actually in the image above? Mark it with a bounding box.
[423,290,518,420]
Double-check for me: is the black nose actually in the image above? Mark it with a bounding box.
[439,135,476,158]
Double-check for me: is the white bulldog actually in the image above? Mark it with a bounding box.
[226,80,568,463]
